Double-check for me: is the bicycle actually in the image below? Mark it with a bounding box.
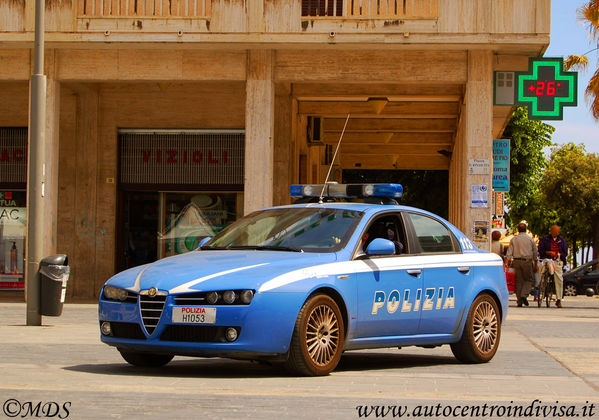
[538,259,557,308]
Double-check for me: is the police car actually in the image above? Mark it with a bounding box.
[99,184,507,376]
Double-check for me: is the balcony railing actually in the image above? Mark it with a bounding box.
[301,0,438,19]
[78,0,212,18]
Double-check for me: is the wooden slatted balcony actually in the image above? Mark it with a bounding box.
[78,0,212,18]
[301,0,438,19]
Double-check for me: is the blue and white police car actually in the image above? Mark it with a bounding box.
[99,183,507,376]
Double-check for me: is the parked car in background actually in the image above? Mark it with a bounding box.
[563,259,599,296]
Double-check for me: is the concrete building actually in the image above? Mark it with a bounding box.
[0,0,550,298]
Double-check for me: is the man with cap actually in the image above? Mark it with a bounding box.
[506,222,538,307]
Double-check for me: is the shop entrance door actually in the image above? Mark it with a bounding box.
[118,191,242,271]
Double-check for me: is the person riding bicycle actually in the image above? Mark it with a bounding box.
[538,225,568,308]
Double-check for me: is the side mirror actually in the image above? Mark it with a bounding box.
[365,238,396,256]
[198,237,212,248]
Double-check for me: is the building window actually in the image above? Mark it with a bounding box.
[302,0,343,16]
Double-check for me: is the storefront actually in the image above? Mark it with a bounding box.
[0,127,27,290]
[117,130,245,271]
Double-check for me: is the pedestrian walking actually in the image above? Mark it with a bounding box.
[538,225,568,308]
[506,222,538,307]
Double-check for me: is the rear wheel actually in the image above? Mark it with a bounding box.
[450,294,501,364]
[118,349,174,367]
[563,282,578,297]
[285,294,345,376]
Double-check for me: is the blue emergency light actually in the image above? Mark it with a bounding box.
[289,183,403,199]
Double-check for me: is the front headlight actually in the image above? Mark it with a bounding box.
[103,285,129,302]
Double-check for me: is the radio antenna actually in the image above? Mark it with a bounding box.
[319,113,350,204]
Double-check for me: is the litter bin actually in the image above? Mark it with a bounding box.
[40,254,70,316]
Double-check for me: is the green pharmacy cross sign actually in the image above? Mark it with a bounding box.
[516,57,578,120]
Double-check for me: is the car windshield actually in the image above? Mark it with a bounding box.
[569,259,599,274]
[202,208,363,253]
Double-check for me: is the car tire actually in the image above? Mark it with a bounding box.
[450,294,501,364]
[118,349,174,367]
[563,282,578,297]
[285,294,345,376]
[595,280,599,295]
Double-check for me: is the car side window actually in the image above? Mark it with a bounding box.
[359,213,406,256]
[406,213,456,254]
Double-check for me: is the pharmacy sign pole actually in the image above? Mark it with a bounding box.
[515,57,578,120]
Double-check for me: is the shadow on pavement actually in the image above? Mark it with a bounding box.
[63,351,457,378]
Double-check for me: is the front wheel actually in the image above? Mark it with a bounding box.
[118,349,174,367]
[284,294,345,376]
[450,294,501,364]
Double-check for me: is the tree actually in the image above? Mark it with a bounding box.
[501,107,555,228]
[539,143,599,262]
[565,0,599,119]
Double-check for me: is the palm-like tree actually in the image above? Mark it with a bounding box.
[565,0,599,119]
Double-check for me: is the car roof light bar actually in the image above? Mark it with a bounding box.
[289,183,403,199]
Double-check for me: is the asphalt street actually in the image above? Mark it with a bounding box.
[1,295,598,419]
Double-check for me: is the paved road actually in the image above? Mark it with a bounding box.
[1,296,598,419]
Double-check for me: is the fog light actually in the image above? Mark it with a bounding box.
[225,327,238,342]
[222,290,236,304]
[240,290,254,304]
[206,291,219,304]
[101,321,112,336]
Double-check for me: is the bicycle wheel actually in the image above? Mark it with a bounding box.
[538,277,546,308]
[546,280,555,308]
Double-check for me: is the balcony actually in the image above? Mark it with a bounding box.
[0,0,550,40]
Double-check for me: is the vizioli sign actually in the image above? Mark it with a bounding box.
[516,57,578,120]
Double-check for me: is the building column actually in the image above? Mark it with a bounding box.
[273,82,293,206]
[460,50,493,250]
[244,50,275,214]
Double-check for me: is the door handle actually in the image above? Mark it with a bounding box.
[457,266,471,273]
[407,269,422,276]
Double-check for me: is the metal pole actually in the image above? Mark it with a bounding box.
[26,0,46,326]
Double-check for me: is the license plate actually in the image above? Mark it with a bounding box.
[172,307,216,324]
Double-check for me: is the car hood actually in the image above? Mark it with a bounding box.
[105,250,338,294]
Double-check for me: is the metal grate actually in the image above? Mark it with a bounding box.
[173,293,206,306]
[0,127,27,185]
[161,325,240,343]
[119,130,244,186]
[109,321,147,340]
[139,295,167,335]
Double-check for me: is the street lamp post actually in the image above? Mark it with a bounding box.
[26,0,47,326]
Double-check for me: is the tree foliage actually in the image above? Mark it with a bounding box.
[565,0,599,119]
[501,107,555,227]
[539,143,599,261]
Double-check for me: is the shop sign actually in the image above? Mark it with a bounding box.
[468,158,490,175]
[493,139,510,191]
[119,132,244,185]
[516,57,577,120]
[494,191,505,216]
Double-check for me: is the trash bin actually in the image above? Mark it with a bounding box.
[40,254,70,316]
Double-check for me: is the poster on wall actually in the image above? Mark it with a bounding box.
[473,220,490,242]
[471,185,489,208]
[0,191,26,290]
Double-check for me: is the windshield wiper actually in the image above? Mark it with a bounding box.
[226,245,303,252]
[199,246,228,250]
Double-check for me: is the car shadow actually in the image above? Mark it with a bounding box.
[63,351,458,378]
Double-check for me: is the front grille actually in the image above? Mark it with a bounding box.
[110,321,146,340]
[173,292,205,305]
[139,295,166,335]
[161,325,240,343]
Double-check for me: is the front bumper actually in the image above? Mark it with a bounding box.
[98,291,302,357]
